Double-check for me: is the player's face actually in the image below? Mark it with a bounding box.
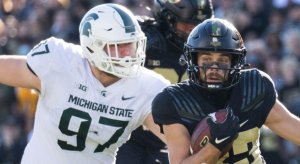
[105,42,137,58]
[175,21,195,39]
[197,52,231,83]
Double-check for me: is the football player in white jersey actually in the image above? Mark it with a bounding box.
[0,4,170,164]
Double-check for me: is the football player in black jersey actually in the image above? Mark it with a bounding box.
[116,0,213,163]
[152,18,300,163]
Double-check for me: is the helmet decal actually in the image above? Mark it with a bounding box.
[199,0,206,7]
[210,22,222,47]
[211,22,222,36]
[197,0,208,20]
[210,37,221,47]
[80,13,99,37]
[108,4,136,33]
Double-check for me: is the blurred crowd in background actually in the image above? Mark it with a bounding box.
[0,0,300,163]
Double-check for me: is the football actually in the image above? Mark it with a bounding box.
[190,109,232,157]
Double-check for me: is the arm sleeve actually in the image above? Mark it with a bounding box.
[26,37,79,79]
[26,37,59,79]
[26,37,81,98]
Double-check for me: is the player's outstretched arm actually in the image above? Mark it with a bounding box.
[265,99,300,146]
[0,55,40,90]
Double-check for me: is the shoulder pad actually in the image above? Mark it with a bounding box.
[27,37,82,78]
[229,69,266,112]
[258,70,276,89]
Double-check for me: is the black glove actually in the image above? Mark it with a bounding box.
[207,107,239,151]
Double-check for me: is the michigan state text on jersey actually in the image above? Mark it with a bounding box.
[0,4,170,164]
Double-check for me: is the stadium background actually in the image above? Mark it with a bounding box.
[0,0,299,163]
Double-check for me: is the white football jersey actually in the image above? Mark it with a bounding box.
[21,37,170,164]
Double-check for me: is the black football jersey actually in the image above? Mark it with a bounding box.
[152,69,277,163]
[138,16,187,83]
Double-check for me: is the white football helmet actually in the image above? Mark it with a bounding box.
[79,3,146,78]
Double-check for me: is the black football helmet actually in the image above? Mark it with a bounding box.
[184,18,247,89]
[154,0,214,49]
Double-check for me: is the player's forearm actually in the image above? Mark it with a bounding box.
[0,55,40,89]
[265,100,300,146]
[0,55,24,86]
[180,143,220,164]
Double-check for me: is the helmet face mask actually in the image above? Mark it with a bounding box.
[195,52,232,89]
[184,18,247,90]
[79,4,146,78]
[103,40,146,74]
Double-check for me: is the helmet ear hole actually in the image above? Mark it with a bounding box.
[95,40,104,47]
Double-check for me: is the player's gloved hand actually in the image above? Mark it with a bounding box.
[207,107,239,151]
